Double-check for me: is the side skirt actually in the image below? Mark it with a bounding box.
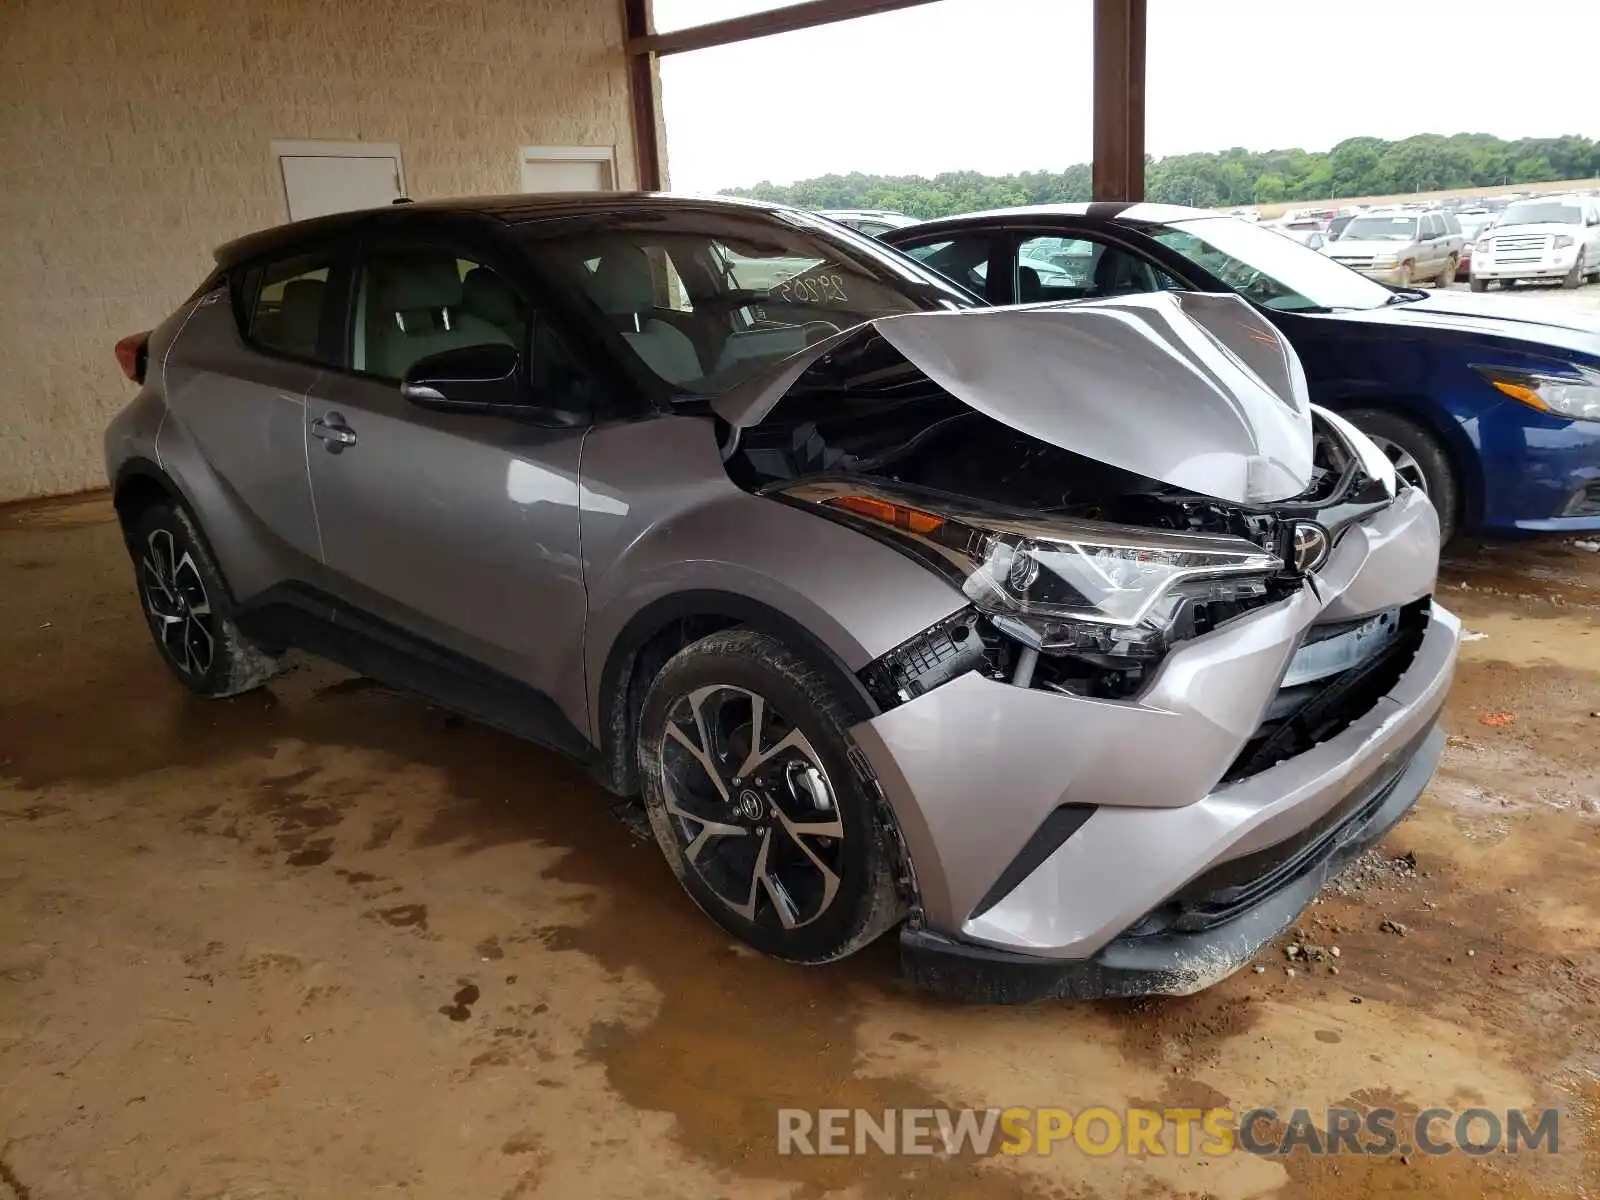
[236,584,597,766]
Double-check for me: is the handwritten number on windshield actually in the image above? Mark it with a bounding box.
[773,274,848,306]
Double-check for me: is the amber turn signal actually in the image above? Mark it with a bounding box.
[825,495,945,536]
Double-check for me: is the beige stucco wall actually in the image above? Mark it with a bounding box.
[0,0,641,502]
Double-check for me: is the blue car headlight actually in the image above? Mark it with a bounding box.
[1474,363,1600,423]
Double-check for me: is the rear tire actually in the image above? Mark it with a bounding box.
[1342,409,1459,543]
[636,628,903,964]
[128,502,281,698]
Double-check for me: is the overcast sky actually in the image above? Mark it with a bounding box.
[652,0,1599,194]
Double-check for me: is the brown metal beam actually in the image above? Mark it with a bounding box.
[1091,0,1146,202]
[622,0,664,190]
[627,0,942,57]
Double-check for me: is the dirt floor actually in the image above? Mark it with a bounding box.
[2,486,1598,1199]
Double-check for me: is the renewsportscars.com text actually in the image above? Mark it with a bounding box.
[777,1106,1559,1158]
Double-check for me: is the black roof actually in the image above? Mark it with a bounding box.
[213,191,789,268]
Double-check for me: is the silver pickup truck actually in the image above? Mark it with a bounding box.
[1322,209,1465,288]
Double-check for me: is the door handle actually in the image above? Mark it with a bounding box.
[310,413,358,453]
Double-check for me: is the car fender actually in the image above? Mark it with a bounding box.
[576,414,969,749]
[112,410,321,605]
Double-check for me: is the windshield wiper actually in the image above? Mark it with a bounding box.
[1385,287,1428,305]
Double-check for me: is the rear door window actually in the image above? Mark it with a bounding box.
[1019,234,1181,302]
[248,251,341,366]
[900,236,995,296]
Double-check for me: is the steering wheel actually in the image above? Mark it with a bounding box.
[1225,266,1287,303]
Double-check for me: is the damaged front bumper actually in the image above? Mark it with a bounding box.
[900,722,1444,1003]
[847,487,1459,1001]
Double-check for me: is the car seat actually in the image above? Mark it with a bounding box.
[584,247,703,385]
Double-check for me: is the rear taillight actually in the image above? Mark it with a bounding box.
[115,332,150,384]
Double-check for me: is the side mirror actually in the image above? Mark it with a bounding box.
[401,344,524,414]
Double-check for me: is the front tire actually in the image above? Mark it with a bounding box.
[129,502,281,697]
[1470,276,1488,293]
[1396,261,1414,287]
[1435,256,1456,287]
[1343,409,1459,543]
[1562,253,1584,290]
[637,629,903,964]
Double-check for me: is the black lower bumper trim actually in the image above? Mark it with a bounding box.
[899,722,1445,1004]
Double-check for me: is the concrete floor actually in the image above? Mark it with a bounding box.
[2,492,1599,1199]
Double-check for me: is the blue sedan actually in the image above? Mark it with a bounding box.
[882,204,1600,540]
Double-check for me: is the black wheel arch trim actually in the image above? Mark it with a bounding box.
[111,457,195,547]
[597,589,882,796]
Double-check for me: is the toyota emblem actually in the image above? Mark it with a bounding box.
[1290,520,1331,574]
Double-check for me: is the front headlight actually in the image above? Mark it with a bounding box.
[1553,234,1576,250]
[1474,363,1600,422]
[1371,253,1400,267]
[788,483,1282,672]
[1476,237,1494,251]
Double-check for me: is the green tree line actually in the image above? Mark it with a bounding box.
[722,133,1600,217]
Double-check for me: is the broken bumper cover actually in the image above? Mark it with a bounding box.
[846,488,1457,1000]
[899,721,1444,1003]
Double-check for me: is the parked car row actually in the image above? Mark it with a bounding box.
[102,189,1593,1003]
[1254,193,1600,292]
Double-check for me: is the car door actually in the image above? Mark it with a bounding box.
[1422,214,1446,273]
[1443,213,1463,266]
[166,247,341,566]
[303,224,590,699]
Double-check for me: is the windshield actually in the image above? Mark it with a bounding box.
[1499,199,1583,227]
[533,212,973,394]
[1151,217,1396,311]
[1337,216,1419,242]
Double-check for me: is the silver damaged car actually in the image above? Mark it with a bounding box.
[104,195,1459,1001]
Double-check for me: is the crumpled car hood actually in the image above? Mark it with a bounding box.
[712,291,1315,506]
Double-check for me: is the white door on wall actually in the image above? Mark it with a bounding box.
[519,147,616,193]
[273,140,404,222]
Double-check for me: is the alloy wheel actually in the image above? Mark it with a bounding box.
[656,684,844,931]
[1365,434,1429,495]
[140,527,215,677]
